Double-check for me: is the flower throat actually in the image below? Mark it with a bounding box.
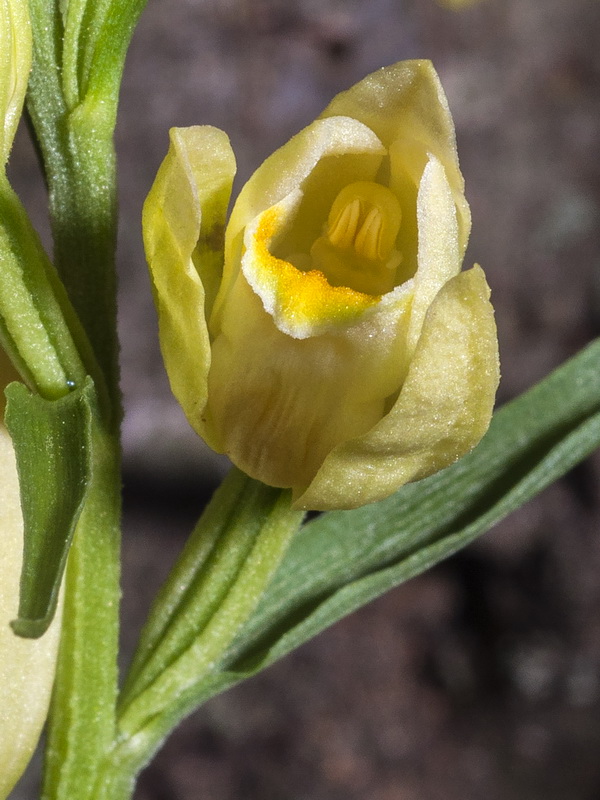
[311,181,403,295]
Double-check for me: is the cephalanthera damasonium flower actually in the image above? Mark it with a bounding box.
[143,60,499,511]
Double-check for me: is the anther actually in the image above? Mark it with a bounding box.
[328,198,361,250]
[354,207,383,261]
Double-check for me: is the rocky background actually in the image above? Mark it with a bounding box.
[9,0,600,798]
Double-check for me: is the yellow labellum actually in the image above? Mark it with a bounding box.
[249,205,380,333]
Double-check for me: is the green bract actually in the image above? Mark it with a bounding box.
[144,60,499,510]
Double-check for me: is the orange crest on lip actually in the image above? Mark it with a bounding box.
[249,206,380,335]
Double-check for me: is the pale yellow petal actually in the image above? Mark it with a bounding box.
[320,60,471,256]
[407,154,461,354]
[0,425,63,799]
[205,268,413,490]
[143,126,236,441]
[296,265,499,510]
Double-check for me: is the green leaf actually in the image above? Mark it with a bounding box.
[41,415,122,800]
[5,378,94,638]
[191,338,600,700]
[62,0,148,120]
[105,474,303,792]
[102,339,600,795]
[0,175,92,400]
[35,0,148,119]
[119,471,292,710]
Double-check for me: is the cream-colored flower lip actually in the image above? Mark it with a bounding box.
[242,190,415,339]
[242,191,377,339]
[215,114,387,329]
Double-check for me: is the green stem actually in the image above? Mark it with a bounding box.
[120,470,278,705]
[26,0,120,403]
[25,4,125,798]
[90,474,304,800]
[41,417,121,800]
[34,132,123,798]
[30,112,119,403]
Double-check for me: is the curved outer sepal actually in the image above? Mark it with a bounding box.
[319,60,471,258]
[0,0,31,166]
[0,422,63,799]
[295,265,500,510]
[143,126,236,443]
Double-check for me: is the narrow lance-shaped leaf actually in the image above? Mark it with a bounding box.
[226,339,600,670]
[0,1,94,399]
[0,177,98,401]
[57,0,149,128]
[135,338,600,712]
[99,475,304,795]
[110,339,600,788]
[5,378,94,638]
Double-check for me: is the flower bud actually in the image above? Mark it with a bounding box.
[0,0,31,165]
[0,350,62,799]
[144,60,499,510]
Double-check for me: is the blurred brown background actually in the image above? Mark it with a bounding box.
[9,0,600,798]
